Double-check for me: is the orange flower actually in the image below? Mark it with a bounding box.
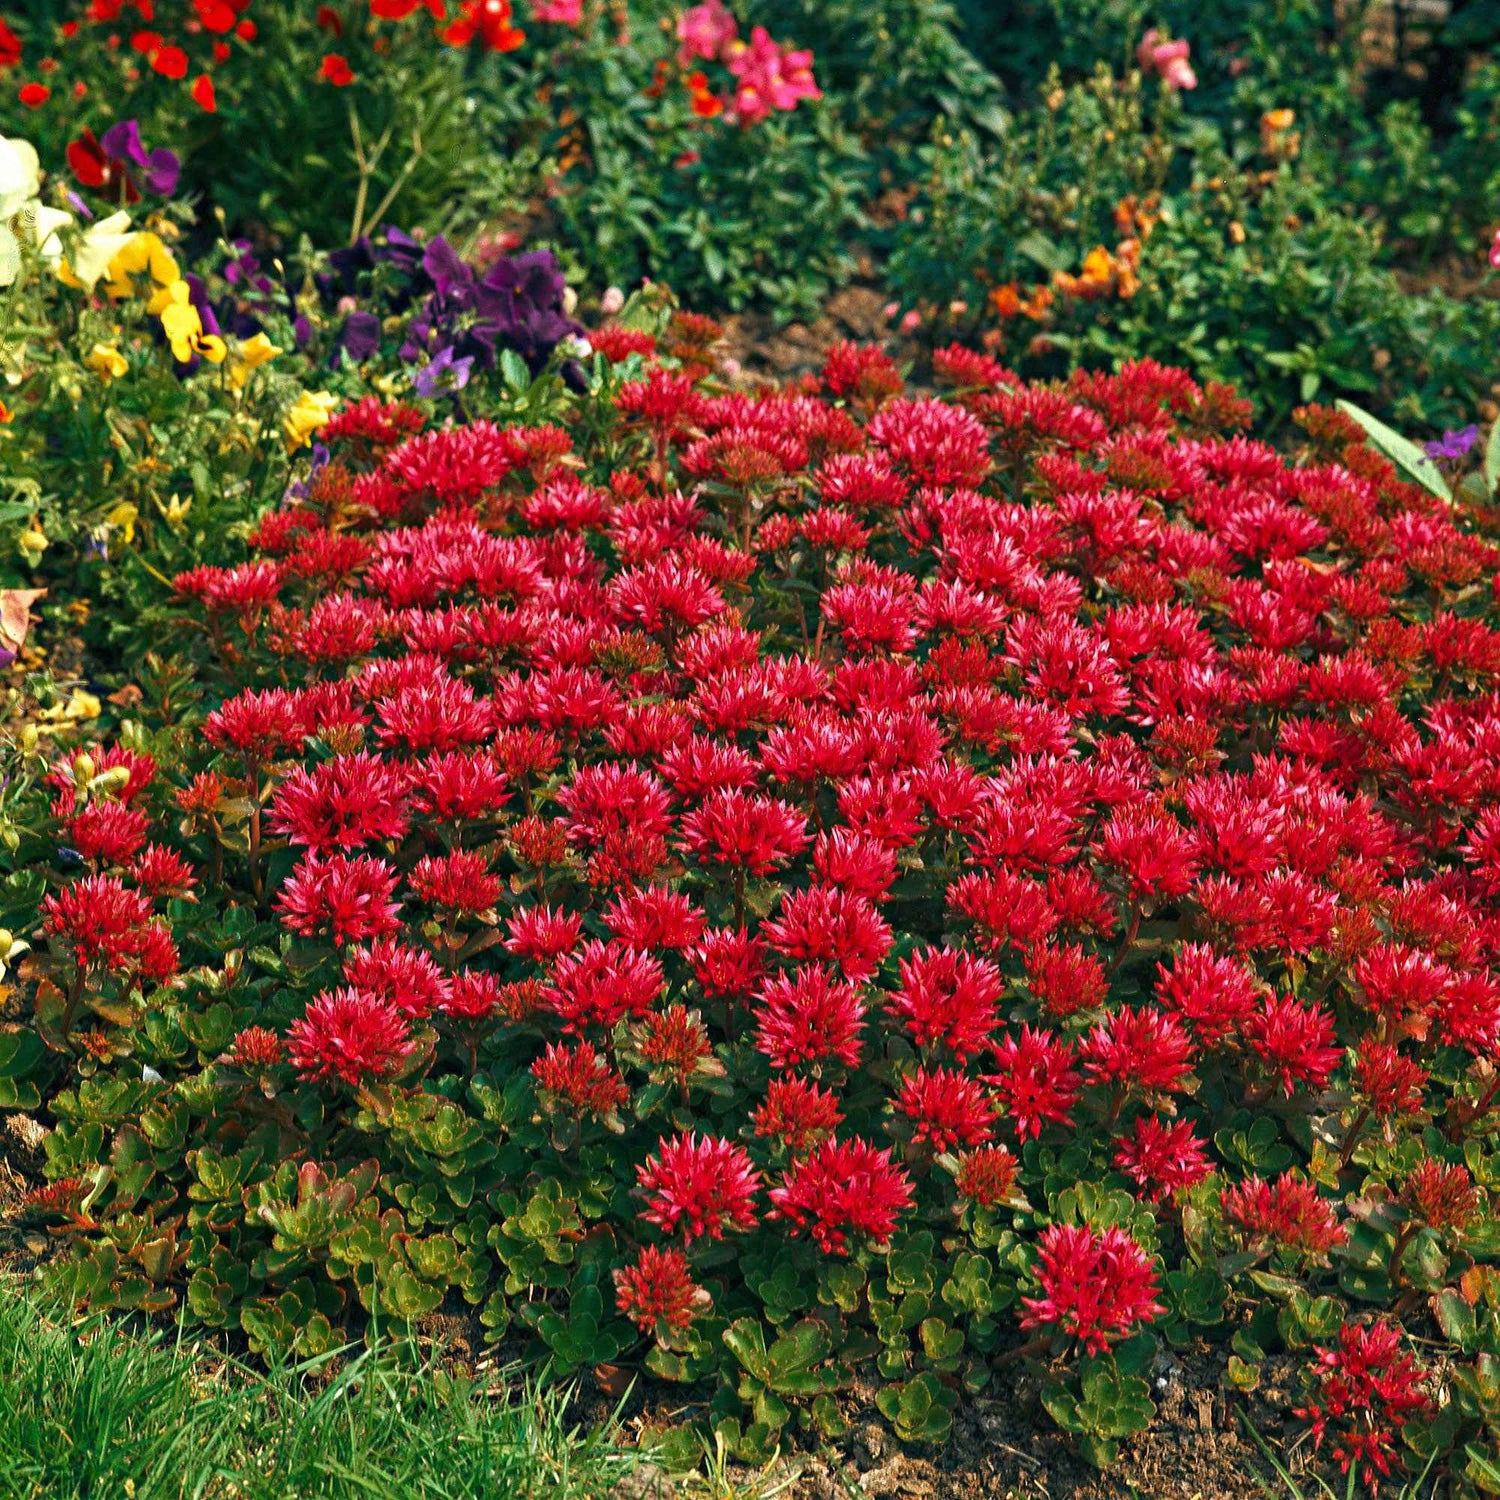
[687,70,723,117]
[1020,285,1053,320]
[989,282,1022,318]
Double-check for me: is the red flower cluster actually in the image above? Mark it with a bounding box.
[1296,1320,1432,1487]
[1020,1223,1164,1353]
[37,332,1500,1429]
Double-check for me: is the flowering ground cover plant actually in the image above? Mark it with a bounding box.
[7,321,1500,1489]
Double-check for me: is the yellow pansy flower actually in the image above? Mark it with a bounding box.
[158,280,227,366]
[103,231,181,306]
[86,342,129,381]
[284,390,339,452]
[228,331,281,391]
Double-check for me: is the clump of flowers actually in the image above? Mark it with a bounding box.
[17,325,1500,1480]
[1136,28,1196,91]
[673,0,819,125]
[1296,1321,1432,1487]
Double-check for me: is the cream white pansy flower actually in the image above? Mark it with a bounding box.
[61,211,135,294]
[0,135,73,287]
[0,134,41,287]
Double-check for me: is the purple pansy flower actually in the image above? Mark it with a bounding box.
[413,345,475,399]
[335,311,383,366]
[100,120,180,198]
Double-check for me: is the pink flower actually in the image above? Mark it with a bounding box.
[1490,227,1500,270]
[725,25,820,124]
[600,285,625,315]
[637,1132,761,1241]
[1137,28,1197,91]
[676,0,736,65]
[287,987,415,1087]
[531,0,582,22]
[768,1135,914,1253]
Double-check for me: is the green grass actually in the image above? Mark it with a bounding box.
[0,1284,635,1500]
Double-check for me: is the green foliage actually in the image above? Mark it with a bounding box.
[0,1283,633,1500]
[1041,1350,1156,1470]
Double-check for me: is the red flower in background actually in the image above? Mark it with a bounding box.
[442,0,524,50]
[321,53,354,85]
[194,0,236,32]
[0,19,22,69]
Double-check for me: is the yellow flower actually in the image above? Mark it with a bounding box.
[1080,246,1113,284]
[102,230,180,305]
[158,280,227,366]
[284,390,339,452]
[86,342,129,381]
[228,331,281,391]
[106,501,139,545]
[18,522,48,566]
